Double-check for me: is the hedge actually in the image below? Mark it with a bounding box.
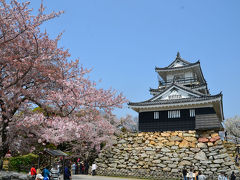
[8,153,38,172]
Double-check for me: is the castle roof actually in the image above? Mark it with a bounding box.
[155,61,200,72]
[167,52,191,68]
[150,83,209,96]
[155,53,206,85]
[128,93,221,107]
[150,83,208,96]
[128,82,224,122]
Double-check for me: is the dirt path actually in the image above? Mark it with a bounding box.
[71,174,142,180]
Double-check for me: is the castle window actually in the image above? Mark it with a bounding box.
[190,109,195,117]
[154,112,159,119]
[174,74,184,80]
[168,110,180,118]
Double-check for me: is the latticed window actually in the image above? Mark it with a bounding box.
[190,109,195,117]
[168,110,180,118]
[154,112,159,119]
[174,74,184,80]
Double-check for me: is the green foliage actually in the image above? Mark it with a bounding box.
[64,151,72,156]
[32,107,44,113]
[32,107,48,116]
[121,127,127,132]
[8,153,39,172]
[100,141,106,149]
[45,143,57,150]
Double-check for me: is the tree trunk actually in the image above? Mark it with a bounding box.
[0,116,9,159]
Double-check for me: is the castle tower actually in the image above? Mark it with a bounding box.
[128,53,224,132]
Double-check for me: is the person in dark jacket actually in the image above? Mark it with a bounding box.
[235,154,239,165]
[230,171,236,180]
[64,166,71,180]
[182,167,187,180]
[79,162,83,174]
[84,161,89,174]
[75,162,79,174]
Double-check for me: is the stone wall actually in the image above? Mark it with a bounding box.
[95,130,240,179]
[0,171,32,180]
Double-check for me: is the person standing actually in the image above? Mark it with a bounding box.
[79,162,83,174]
[81,162,85,174]
[218,172,227,180]
[84,161,89,175]
[230,171,236,180]
[198,171,206,180]
[235,154,239,165]
[35,174,44,180]
[71,162,76,175]
[194,170,198,180]
[64,166,71,180]
[75,162,79,174]
[187,168,195,180]
[80,161,85,174]
[51,164,59,180]
[91,163,97,176]
[223,173,228,180]
[42,166,50,180]
[30,165,37,180]
[182,167,187,180]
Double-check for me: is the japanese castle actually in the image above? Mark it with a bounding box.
[128,52,224,132]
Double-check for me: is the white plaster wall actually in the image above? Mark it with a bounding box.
[172,61,184,67]
[160,89,190,100]
[166,74,174,82]
[185,71,193,79]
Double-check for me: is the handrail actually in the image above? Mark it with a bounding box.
[159,78,198,86]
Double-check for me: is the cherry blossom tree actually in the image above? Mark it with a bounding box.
[224,116,240,143]
[118,114,138,132]
[0,0,126,158]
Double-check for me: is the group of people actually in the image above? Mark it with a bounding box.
[218,172,236,180]
[71,161,97,176]
[182,167,237,180]
[30,164,72,180]
[182,168,206,180]
[71,161,89,175]
[30,161,97,180]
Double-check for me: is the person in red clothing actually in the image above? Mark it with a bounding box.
[30,165,37,180]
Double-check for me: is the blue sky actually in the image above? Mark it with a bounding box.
[29,0,240,119]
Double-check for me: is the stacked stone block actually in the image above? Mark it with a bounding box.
[95,130,239,179]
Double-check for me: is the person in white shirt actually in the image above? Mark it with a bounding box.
[71,163,76,175]
[50,163,59,180]
[186,168,195,180]
[91,163,97,176]
[35,174,44,180]
[218,172,227,180]
[198,171,206,180]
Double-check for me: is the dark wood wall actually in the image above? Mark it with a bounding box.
[139,107,216,132]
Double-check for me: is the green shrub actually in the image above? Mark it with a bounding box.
[8,153,39,172]
[121,127,127,132]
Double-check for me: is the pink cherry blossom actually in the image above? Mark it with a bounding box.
[0,0,127,158]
